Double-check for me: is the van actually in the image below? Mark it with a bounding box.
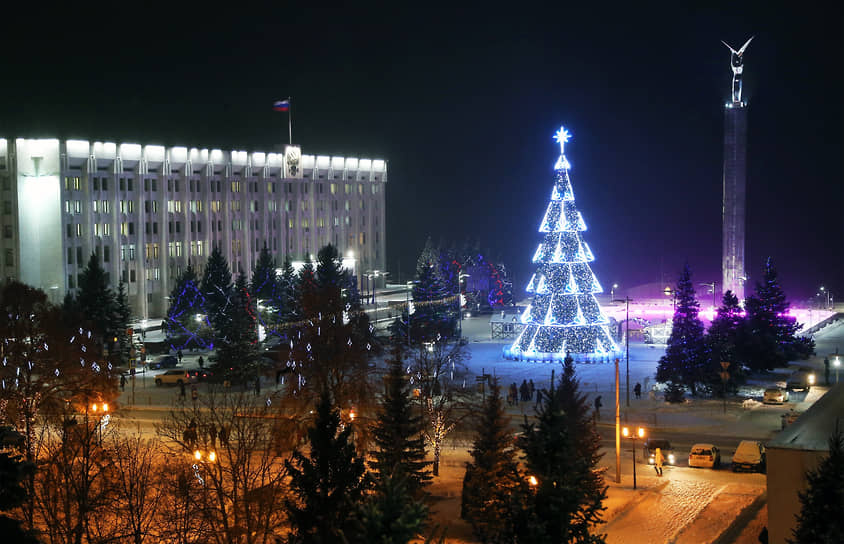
[732,440,766,473]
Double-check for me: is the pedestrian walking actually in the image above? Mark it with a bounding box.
[120,374,127,392]
[529,379,535,400]
[634,382,642,399]
[191,384,198,405]
[198,356,204,369]
[654,447,664,477]
[218,425,228,447]
[510,382,519,405]
[177,349,183,364]
[179,381,186,401]
[594,395,602,420]
[520,380,529,402]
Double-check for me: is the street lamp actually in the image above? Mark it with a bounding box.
[613,296,633,407]
[622,426,645,489]
[700,281,717,309]
[611,283,618,300]
[458,272,470,339]
[663,287,676,313]
[820,286,831,309]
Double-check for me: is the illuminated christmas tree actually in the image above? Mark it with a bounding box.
[505,127,617,361]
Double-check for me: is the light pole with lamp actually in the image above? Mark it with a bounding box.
[663,287,677,314]
[613,296,633,408]
[622,426,645,489]
[615,358,621,484]
[611,283,618,300]
[458,272,470,340]
[700,281,717,310]
[820,286,830,309]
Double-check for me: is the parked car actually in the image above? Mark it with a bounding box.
[186,368,213,382]
[688,443,721,468]
[643,438,676,465]
[732,440,766,473]
[786,368,815,391]
[149,355,178,370]
[763,387,789,404]
[155,369,192,386]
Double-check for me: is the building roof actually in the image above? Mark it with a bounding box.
[768,383,844,451]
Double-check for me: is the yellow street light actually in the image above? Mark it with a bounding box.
[528,475,538,487]
[622,426,645,489]
[194,450,202,461]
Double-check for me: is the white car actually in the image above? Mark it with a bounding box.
[732,440,766,473]
[763,387,789,404]
[688,443,721,469]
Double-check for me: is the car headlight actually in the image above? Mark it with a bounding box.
[808,374,815,385]
[668,454,675,464]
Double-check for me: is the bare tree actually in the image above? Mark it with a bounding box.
[409,336,472,476]
[156,389,289,544]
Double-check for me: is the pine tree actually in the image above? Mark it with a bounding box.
[209,273,262,384]
[370,345,431,498]
[165,263,209,349]
[251,244,277,302]
[275,257,298,323]
[462,381,527,543]
[77,252,117,345]
[705,290,745,392]
[355,470,428,544]
[285,389,368,543]
[297,258,318,319]
[0,427,40,544]
[508,127,616,360]
[790,424,844,543]
[742,258,814,371]
[200,245,233,336]
[412,262,455,343]
[114,281,132,366]
[519,359,608,544]
[656,263,709,399]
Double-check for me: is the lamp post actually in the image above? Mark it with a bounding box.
[700,281,717,310]
[611,283,618,300]
[191,449,217,485]
[458,272,470,340]
[820,286,830,309]
[615,358,621,484]
[663,287,676,313]
[406,281,418,348]
[613,296,633,407]
[835,356,840,384]
[90,402,109,444]
[622,426,645,489]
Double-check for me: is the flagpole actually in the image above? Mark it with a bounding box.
[288,96,293,145]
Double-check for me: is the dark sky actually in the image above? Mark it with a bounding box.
[3,3,842,302]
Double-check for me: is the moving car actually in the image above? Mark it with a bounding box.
[149,355,179,370]
[643,438,676,465]
[732,440,766,473]
[155,369,192,386]
[186,368,214,382]
[786,368,815,391]
[763,387,789,404]
[688,443,721,469]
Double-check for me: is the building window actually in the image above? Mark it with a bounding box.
[76,224,83,237]
[67,248,73,264]
[77,247,83,264]
[68,274,75,289]
[2,225,11,239]
[93,178,100,191]
[130,269,136,283]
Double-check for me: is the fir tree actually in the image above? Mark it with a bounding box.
[209,273,262,384]
[200,245,233,336]
[370,345,431,498]
[0,427,40,544]
[113,281,132,366]
[790,423,844,544]
[705,290,745,392]
[251,244,277,302]
[355,470,429,544]
[165,263,207,347]
[297,258,318,319]
[76,252,117,345]
[518,359,608,544]
[412,262,455,343]
[277,257,299,323]
[462,381,527,543]
[742,258,814,371]
[656,263,709,398]
[315,244,345,315]
[285,389,368,543]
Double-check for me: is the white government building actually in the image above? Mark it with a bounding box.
[0,138,387,318]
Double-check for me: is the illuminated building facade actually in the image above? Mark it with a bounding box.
[0,138,387,318]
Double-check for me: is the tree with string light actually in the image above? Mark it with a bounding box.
[506,127,616,361]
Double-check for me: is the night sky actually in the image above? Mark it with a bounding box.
[3,3,841,302]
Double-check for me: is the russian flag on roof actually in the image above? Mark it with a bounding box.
[273,99,290,112]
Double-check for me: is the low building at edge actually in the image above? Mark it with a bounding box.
[0,138,387,318]
[766,383,844,544]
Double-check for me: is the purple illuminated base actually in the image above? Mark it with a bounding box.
[501,345,620,363]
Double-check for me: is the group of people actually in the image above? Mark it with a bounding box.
[183,418,229,449]
[507,379,535,406]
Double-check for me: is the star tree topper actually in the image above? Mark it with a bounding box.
[553,126,572,170]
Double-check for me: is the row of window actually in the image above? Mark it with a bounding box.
[64,175,382,196]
